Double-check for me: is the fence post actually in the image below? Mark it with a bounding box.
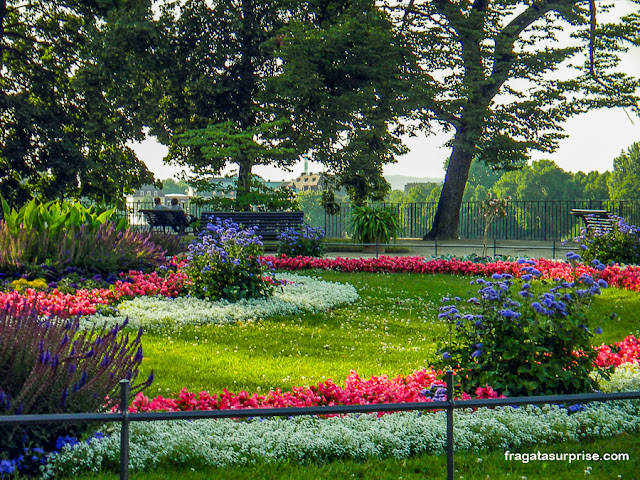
[120,380,130,480]
[446,370,454,480]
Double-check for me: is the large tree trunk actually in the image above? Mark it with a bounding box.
[423,142,474,240]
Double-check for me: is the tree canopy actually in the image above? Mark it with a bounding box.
[391,0,640,239]
[608,141,640,200]
[147,0,419,207]
[0,0,155,206]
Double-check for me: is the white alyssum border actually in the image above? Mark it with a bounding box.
[79,273,358,330]
[42,364,640,478]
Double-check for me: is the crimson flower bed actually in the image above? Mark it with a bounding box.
[262,255,640,292]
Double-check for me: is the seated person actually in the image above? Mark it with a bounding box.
[169,198,196,233]
[153,197,169,209]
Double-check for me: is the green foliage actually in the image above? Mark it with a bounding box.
[349,206,400,244]
[608,141,640,200]
[0,1,155,207]
[493,160,580,201]
[480,192,510,257]
[0,222,168,276]
[182,221,272,301]
[189,176,298,212]
[435,266,609,396]
[0,301,152,460]
[277,225,325,257]
[176,119,298,199]
[407,2,640,238]
[296,191,326,227]
[572,170,611,201]
[577,216,640,266]
[271,1,419,206]
[0,197,126,236]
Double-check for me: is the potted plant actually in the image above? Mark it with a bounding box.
[349,205,400,253]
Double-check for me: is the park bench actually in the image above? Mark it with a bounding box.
[200,211,305,240]
[140,209,192,234]
[570,209,616,234]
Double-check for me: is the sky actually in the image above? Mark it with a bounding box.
[131,1,640,185]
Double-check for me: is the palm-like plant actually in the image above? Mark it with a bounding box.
[349,206,400,245]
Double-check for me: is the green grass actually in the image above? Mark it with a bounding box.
[99,271,640,479]
[62,434,639,479]
[137,270,640,396]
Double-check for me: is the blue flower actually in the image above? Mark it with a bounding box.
[442,352,451,360]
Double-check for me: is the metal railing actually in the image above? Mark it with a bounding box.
[321,200,640,241]
[121,199,640,242]
[2,374,639,480]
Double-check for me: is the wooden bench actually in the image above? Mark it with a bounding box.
[570,209,616,234]
[141,209,191,234]
[200,211,305,240]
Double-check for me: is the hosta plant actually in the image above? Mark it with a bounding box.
[0,196,126,236]
[0,222,168,276]
[0,299,153,467]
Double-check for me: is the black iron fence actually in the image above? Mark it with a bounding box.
[2,376,639,480]
[321,200,640,241]
[121,199,640,242]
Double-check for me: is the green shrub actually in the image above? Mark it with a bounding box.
[182,220,272,301]
[0,197,126,236]
[576,216,640,265]
[0,299,153,461]
[349,206,400,244]
[435,259,610,396]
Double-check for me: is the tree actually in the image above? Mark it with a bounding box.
[493,160,580,201]
[392,0,640,239]
[148,0,299,201]
[161,178,190,195]
[150,0,419,208]
[270,0,420,206]
[572,170,611,200]
[608,141,640,200]
[462,158,506,201]
[0,0,155,206]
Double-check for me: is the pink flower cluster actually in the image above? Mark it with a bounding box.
[127,335,640,414]
[595,335,640,368]
[127,368,504,413]
[0,270,187,318]
[261,255,640,292]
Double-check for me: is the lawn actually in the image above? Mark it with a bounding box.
[62,269,640,479]
[137,270,640,396]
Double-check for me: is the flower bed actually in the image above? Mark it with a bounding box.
[127,368,503,413]
[42,363,640,478]
[263,255,640,292]
[79,273,358,330]
[0,272,358,330]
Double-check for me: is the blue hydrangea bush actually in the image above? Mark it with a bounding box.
[575,215,640,266]
[277,225,325,257]
[183,219,273,301]
[436,258,610,397]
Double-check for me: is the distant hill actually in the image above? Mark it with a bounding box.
[385,175,444,192]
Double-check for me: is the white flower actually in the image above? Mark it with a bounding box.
[80,273,358,331]
[43,363,640,478]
